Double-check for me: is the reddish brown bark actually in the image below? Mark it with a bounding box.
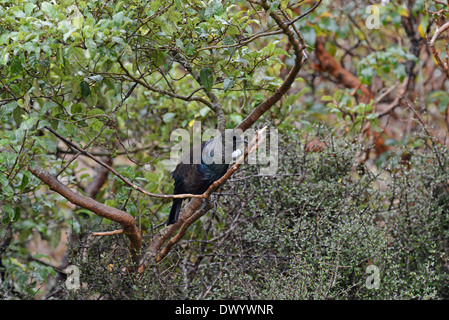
[314,36,390,155]
[29,167,142,272]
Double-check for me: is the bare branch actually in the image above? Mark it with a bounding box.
[92,229,124,237]
[428,21,449,78]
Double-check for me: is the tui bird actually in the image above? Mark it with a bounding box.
[166,130,245,225]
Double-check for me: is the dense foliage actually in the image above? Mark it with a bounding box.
[62,130,449,299]
[1,0,449,299]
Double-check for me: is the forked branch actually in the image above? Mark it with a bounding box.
[428,21,449,78]
[29,167,142,272]
[139,127,268,271]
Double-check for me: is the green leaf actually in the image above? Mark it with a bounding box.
[87,108,105,116]
[13,207,20,222]
[36,137,57,153]
[86,91,98,106]
[89,118,104,131]
[175,39,184,50]
[151,51,165,67]
[73,16,84,29]
[223,36,235,54]
[0,174,8,187]
[9,257,26,271]
[88,75,104,83]
[37,120,51,130]
[1,102,18,116]
[253,66,266,84]
[204,0,223,18]
[10,56,23,75]
[112,36,133,55]
[270,0,280,12]
[80,81,91,98]
[41,2,57,18]
[185,43,195,56]
[20,117,36,130]
[63,28,76,42]
[41,101,57,115]
[230,114,242,124]
[223,78,235,92]
[200,68,214,92]
[3,206,14,221]
[321,95,335,102]
[0,174,9,187]
[393,63,406,80]
[20,172,30,193]
[71,103,85,114]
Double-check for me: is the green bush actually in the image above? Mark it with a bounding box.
[54,128,449,300]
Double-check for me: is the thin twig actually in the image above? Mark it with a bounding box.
[428,21,449,78]
[55,83,138,177]
[92,229,124,236]
[46,126,205,200]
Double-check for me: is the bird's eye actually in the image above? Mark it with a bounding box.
[209,149,214,157]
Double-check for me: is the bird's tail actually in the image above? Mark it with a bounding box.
[167,198,182,225]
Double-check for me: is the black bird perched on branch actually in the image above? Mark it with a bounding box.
[166,130,245,225]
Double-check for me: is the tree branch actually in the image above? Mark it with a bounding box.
[92,229,124,236]
[28,167,142,271]
[236,0,308,132]
[428,21,449,78]
[139,0,311,271]
[139,127,267,271]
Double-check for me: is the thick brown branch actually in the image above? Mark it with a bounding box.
[314,36,373,103]
[313,36,391,156]
[142,0,311,271]
[29,166,142,271]
[139,127,267,271]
